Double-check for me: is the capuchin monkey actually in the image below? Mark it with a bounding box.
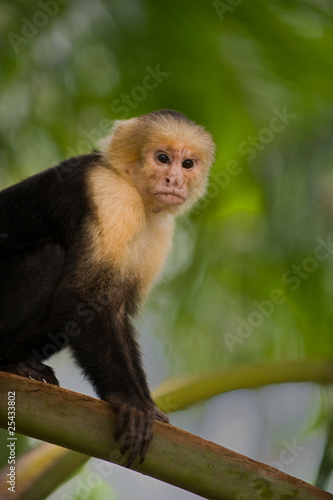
[0,110,215,466]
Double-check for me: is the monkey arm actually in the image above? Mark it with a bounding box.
[52,286,168,467]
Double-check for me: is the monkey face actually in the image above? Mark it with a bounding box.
[100,110,216,215]
[129,145,204,213]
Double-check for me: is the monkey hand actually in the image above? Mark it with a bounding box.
[106,393,169,467]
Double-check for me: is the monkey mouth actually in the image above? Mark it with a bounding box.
[153,192,186,205]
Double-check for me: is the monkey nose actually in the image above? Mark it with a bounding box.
[165,176,176,186]
[164,176,183,188]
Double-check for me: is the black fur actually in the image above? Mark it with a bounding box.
[0,152,168,466]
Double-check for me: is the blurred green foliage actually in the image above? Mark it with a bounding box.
[1,0,333,493]
[1,0,333,373]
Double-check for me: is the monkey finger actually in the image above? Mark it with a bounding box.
[129,415,147,465]
[126,439,142,468]
[114,421,124,442]
[139,439,150,465]
[126,450,136,469]
[120,410,137,455]
[115,409,129,442]
[139,418,153,464]
[153,408,169,423]
[121,437,135,457]
[123,411,150,466]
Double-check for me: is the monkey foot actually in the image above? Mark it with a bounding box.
[0,359,59,385]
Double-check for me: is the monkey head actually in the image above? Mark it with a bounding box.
[100,110,216,215]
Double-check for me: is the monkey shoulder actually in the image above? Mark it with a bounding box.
[0,153,101,253]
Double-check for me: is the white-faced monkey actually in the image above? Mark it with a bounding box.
[0,110,215,466]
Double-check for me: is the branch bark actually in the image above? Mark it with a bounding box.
[0,373,332,500]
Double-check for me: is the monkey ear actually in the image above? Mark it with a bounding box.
[99,117,142,169]
[98,118,139,154]
[98,120,123,153]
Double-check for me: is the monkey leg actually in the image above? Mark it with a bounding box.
[51,286,169,467]
[0,358,59,385]
[0,242,66,386]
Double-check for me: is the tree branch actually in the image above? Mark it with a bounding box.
[153,359,333,413]
[0,373,331,500]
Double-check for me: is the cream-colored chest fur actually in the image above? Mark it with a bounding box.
[87,167,174,295]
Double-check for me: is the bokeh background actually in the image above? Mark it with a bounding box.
[1,0,333,498]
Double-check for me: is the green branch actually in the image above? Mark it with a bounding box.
[153,359,333,413]
[0,443,87,500]
[0,373,331,500]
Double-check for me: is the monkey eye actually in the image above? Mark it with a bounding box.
[157,153,170,164]
[182,159,194,169]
